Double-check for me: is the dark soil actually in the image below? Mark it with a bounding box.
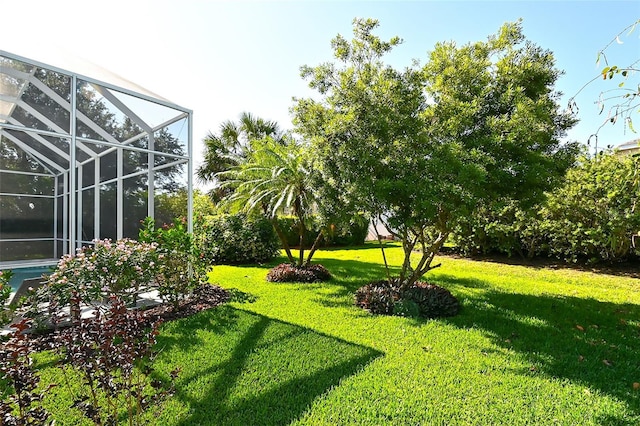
[266,263,332,283]
[17,284,230,352]
[141,284,230,321]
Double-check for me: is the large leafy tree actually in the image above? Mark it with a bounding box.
[218,136,324,266]
[294,18,578,290]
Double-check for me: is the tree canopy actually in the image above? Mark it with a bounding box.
[294,18,579,289]
[196,112,284,201]
[217,136,324,266]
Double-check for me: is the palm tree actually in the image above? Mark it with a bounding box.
[218,136,324,266]
[196,112,283,201]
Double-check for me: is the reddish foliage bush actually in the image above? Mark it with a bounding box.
[402,282,460,318]
[354,280,460,318]
[0,319,52,425]
[354,280,399,315]
[266,263,331,283]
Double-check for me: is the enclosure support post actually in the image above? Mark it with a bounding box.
[187,111,193,235]
[95,159,100,241]
[62,173,68,255]
[69,75,77,252]
[54,175,59,259]
[117,147,123,239]
[77,165,83,246]
[148,134,155,220]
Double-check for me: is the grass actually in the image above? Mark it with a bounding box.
[32,243,640,424]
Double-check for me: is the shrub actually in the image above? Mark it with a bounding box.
[541,153,640,263]
[0,269,14,326]
[355,280,460,318]
[401,282,460,318]
[276,213,369,248]
[452,154,640,264]
[354,280,398,315]
[266,263,332,283]
[200,214,280,265]
[29,219,208,324]
[139,217,209,307]
[0,319,52,425]
[38,238,159,319]
[55,296,176,425]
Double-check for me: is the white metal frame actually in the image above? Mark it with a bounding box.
[0,50,193,267]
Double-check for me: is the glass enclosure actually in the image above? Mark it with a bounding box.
[0,51,193,266]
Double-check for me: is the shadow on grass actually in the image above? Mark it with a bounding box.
[306,257,399,309]
[155,306,381,426]
[319,242,401,252]
[444,251,640,280]
[437,274,640,422]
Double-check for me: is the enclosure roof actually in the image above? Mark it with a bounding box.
[0,48,188,113]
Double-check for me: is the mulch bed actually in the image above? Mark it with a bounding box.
[15,284,230,352]
[141,284,230,321]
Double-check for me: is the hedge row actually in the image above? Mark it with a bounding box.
[452,153,640,264]
[198,213,369,265]
[275,214,369,249]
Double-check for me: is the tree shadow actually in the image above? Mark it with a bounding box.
[444,252,640,280]
[155,307,382,425]
[436,274,640,420]
[319,242,401,252]
[155,305,243,354]
[306,257,399,309]
[227,288,258,303]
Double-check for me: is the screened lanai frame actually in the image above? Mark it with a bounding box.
[0,50,193,268]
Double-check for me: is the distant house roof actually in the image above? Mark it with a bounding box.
[614,138,639,156]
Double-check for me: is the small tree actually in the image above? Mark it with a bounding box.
[294,18,578,290]
[218,136,325,267]
[197,112,284,201]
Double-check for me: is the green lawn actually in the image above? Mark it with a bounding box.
[38,243,640,424]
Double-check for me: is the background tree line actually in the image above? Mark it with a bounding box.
[453,151,640,264]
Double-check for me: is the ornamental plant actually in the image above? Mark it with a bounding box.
[354,280,460,318]
[0,319,53,425]
[139,217,209,308]
[25,239,159,325]
[199,214,280,265]
[266,263,331,283]
[55,295,176,426]
[0,269,14,325]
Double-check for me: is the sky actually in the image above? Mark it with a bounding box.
[3,0,640,186]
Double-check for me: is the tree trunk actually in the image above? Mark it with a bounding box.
[295,199,305,267]
[305,230,324,265]
[372,218,392,284]
[399,234,416,285]
[270,218,295,264]
[401,229,448,291]
[297,217,305,267]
